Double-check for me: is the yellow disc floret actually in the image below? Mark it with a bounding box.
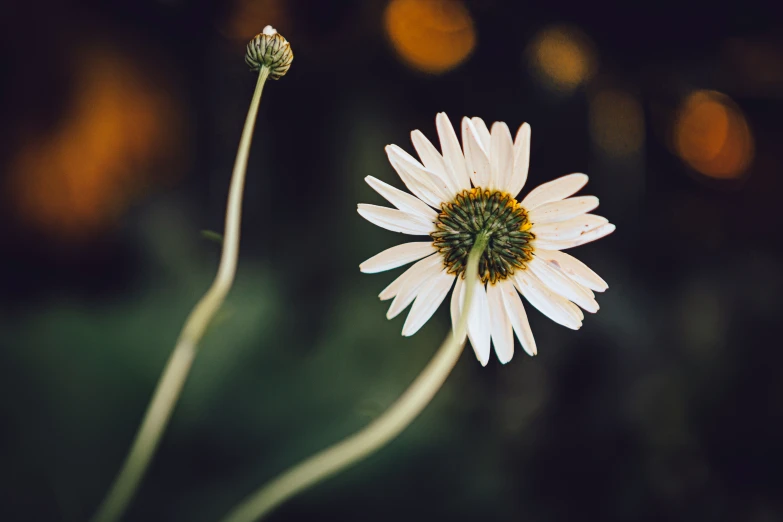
[431,188,535,284]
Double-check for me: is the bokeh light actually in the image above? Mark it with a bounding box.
[7,47,183,240]
[589,88,645,157]
[674,90,754,179]
[723,39,783,97]
[528,25,597,93]
[384,0,476,74]
[220,0,287,42]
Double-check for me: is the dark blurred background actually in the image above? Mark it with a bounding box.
[1,0,782,520]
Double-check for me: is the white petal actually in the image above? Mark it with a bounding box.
[450,276,467,342]
[572,301,585,321]
[461,117,490,188]
[360,242,436,274]
[528,257,599,313]
[463,278,491,366]
[364,176,437,221]
[487,283,514,364]
[509,123,531,198]
[521,173,589,210]
[471,117,491,151]
[386,254,444,318]
[379,253,438,300]
[402,270,455,336]
[499,280,537,356]
[528,196,599,225]
[534,249,608,292]
[379,272,406,301]
[514,270,583,330]
[533,214,609,241]
[411,130,460,197]
[490,121,514,193]
[436,113,471,190]
[386,145,450,207]
[357,204,434,235]
[534,223,616,250]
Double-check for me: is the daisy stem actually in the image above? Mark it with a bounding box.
[90,65,272,522]
[219,233,490,522]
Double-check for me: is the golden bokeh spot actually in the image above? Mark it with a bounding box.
[7,47,182,240]
[589,88,645,157]
[674,90,754,179]
[384,0,476,74]
[529,26,596,92]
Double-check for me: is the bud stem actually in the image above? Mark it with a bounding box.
[89,65,272,522]
[219,233,490,522]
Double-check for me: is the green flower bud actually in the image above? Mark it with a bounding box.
[245,26,293,80]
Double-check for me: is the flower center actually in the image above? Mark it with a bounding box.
[431,188,535,284]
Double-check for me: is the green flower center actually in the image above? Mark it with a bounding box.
[431,188,535,284]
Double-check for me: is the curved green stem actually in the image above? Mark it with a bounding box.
[90,66,272,522]
[220,233,490,522]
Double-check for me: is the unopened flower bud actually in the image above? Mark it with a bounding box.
[245,25,293,80]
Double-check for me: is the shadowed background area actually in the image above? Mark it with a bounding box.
[1,0,782,520]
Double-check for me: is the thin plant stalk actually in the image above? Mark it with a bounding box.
[90,66,272,522]
[220,232,490,522]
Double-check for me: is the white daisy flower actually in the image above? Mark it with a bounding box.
[358,113,615,366]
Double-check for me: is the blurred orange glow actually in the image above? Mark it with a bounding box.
[529,26,596,93]
[589,88,645,157]
[221,0,287,42]
[723,39,783,97]
[8,48,181,239]
[384,0,476,74]
[674,90,753,179]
